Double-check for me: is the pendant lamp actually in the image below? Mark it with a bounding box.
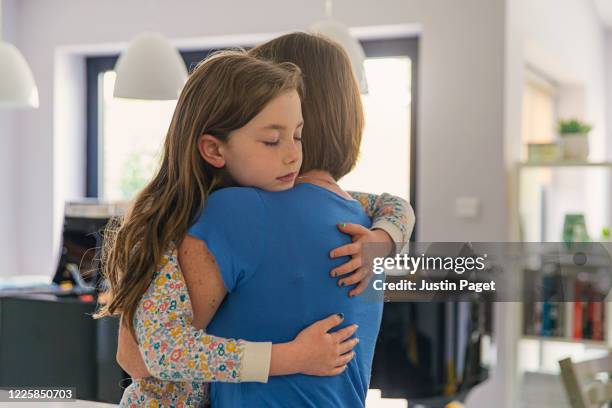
[0,0,39,108]
[113,32,188,100]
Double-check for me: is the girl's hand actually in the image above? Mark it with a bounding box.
[330,223,394,297]
[293,313,359,376]
[271,314,359,376]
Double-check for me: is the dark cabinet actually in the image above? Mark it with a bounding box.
[0,294,124,403]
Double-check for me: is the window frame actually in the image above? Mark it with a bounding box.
[360,37,419,241]
[85,50,212,197]
[85,38,419,239]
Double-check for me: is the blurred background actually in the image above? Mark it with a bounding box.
[1,0,612,407]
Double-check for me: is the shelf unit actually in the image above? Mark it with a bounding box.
[516,161,612,374]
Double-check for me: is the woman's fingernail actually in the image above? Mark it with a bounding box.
[342,223,347,228]
[332,271,337,277]
[356,338,360,343]
[337,313,344,320]
[340,281,346,287]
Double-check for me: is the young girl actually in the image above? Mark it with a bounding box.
[107,41,415,406]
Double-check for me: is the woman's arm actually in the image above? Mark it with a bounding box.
[179,236,358,377]
[117,236,358,381]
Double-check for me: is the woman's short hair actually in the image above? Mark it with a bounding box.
[249,32,364,180]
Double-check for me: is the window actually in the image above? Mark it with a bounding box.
[86,51,210,198]
[340,38,417,206]
[99,71,176,200]
[86,39,418,236]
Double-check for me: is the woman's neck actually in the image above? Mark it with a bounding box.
[299,170,335,182]
[296,170,353,200]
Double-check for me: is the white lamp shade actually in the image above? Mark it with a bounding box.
[0,42,39,108]
[310,20,368,93]
[113,33,188,100]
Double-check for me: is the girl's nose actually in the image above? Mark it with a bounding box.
[283,140,301,164]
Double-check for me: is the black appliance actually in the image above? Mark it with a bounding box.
[370,300,490,408]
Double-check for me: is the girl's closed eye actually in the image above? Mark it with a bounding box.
[263,139,280,146]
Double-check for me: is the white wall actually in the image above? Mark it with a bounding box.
[415,0,507,243]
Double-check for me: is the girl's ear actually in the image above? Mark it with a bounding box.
[198,134,226,168]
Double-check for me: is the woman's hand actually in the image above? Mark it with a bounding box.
[330,223,394,297]
[116,320,151,379]
[270,314,359,376]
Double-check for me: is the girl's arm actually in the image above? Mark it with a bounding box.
[126,237,263,382]
[348,191,415,248]
[117,236,358,381]
[329,192,415,296]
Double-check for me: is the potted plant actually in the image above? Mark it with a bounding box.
[558,118,591,161]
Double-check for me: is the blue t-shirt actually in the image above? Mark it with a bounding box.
[188,183,384,407]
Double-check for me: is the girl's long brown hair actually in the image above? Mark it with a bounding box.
[94,50,302,339]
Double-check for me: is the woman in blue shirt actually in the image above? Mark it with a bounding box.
[192,182,384,407]
[191,33,411,407]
